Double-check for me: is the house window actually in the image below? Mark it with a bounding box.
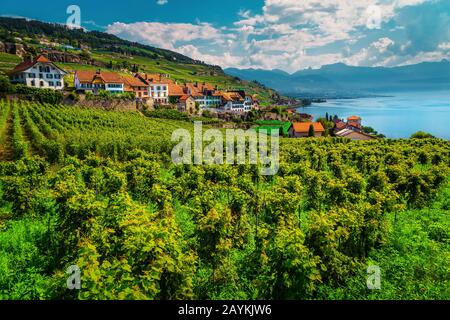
[56,81,62,87]
[31,80,35,87]
[29,73,36,78]
[39,66,43,72]
[39,74,43,79]
[39,81,44,87]
[55,74,61,79]
[46,74,53,79]
[49,81,54,86]
[45,66,50,72]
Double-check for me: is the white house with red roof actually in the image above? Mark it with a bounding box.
[8,55,67,90]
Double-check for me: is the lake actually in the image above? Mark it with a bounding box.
[296,91,450,139]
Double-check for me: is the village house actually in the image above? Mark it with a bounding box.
[222,91,247,112]
[177,95,196,114]
[137,73,170,104]
[122,75,150,99]
[335,128,376,140]
[185,82,222,108]
[335,120,347,131]
[289,122,325,138]
[346,115,363,131]
[8,55,67,90]
[74,70,124,94]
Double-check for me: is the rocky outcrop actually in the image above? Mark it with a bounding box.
[0,42,27,57]
[44,50,83,64]
[41,50,106,67]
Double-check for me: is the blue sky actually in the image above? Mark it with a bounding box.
[1,0,450,72]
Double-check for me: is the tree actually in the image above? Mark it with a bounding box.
[308,124,315,137]
[0,75,13,93]
[169,96,179,104]
[410,131,435,139]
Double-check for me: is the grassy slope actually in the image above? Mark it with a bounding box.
[0,52,21,75]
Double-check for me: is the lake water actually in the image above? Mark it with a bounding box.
[296,91,450,139]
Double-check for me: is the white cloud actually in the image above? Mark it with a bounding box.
[157,0,168,5]
[105,0,446,72]
[107,21,228,51]
[177,44,245,67]
[438,42,450,51]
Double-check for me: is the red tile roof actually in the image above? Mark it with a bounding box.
[180,95,193,101]
[36,55,51,63]
[168,83,186,96]
[9,54,64,75]
[292,122,325,133]
[139,73,171,84]
[122,75,148,87]
[222,91,244,102]
[347,115,361,121]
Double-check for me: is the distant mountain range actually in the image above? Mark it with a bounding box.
[225,60,450,98]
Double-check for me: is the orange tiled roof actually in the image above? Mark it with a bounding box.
[292,122,325,133]
[220,92,232,101]
[227,92,245,101]
[122,75,148,87]
[186,83,200,95]
[76,70,123,84]
[141,73,171,84]
[168,83,186,96]
[347,115,361,121]
[36,55,51,63]
[180,95,192,101]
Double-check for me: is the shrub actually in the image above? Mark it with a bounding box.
[85,91,94,100]
[0,75,14,93]
[410,131,435,139]
[68,92,80,102]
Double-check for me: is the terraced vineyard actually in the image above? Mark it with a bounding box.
[0,100,449,300]
[0,100,193,162]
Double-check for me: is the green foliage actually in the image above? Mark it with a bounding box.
[411,131,435,139]
[14,85,63,104]
[0,100,449,300]
[308,124,315,137]
[0,75,13,93]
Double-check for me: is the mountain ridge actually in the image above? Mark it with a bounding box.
[225,60,450,97]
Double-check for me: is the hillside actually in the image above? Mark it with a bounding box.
[225,60,450,97]
[0,17,281,105]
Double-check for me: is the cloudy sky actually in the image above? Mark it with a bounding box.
[1,0,450,72]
